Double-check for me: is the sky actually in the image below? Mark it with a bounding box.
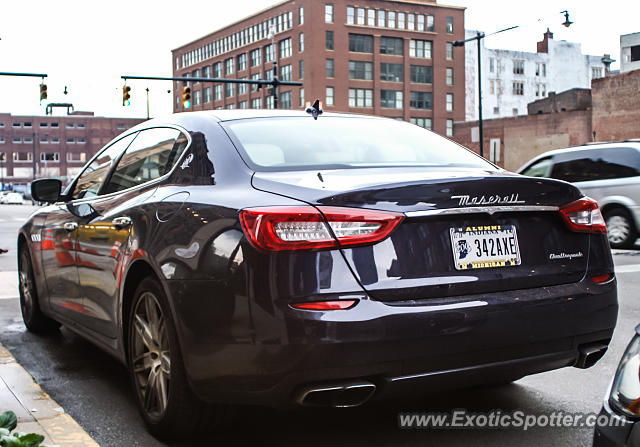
[0,0,638,119]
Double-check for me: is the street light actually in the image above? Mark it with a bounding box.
[267,24,279,108]
[452,12,572,159]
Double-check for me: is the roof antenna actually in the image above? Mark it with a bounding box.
[305,99,323,120]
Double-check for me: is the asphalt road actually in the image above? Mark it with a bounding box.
[1,203,639,446]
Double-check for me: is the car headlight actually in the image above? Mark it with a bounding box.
[610,333,640,418]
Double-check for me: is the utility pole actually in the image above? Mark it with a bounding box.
[32,132,36,181]
[146,87,150,119]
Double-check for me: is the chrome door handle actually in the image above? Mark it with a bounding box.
[63,222,78,231]
[112,216,132,229]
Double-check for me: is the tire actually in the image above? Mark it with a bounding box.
[126,277,230,439]
[18,246,60,332]
[605,209,638,249]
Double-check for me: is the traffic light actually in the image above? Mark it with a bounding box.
[182,86,191,109]
[39,84,47,102]
[122,85,131,106]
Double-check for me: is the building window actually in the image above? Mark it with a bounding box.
[326,59,335,78]
[281,91,292,109]
[380,36,403,55]
[446,67,454,85]
[194,90,201,105]
[411,118,432,130]
[13,152,32,162]
[398,12,406,29]
[349,33,373,53]
[279,37,292,59]
[265,44,275,63]
[78,137,86,144]
[326,30,334,50]
[225,58,235,75]
[592,67,603,79]
[388,11,396,28]
[39,137,48,144]
[410,91,433,109]
[299,33,304,52]
[347,6,355,24]
[446,119,454,137]
[12,138,21,144]
[417,14,425,31]
[67,152,86,162]
[512,82,524,95]
[446,42,454,60]
[367,9,375,26]
[23,122,32,128]
[250,49,261,67]
[213,62,222,77]
[325,3,334,23]
[0,138,4,144]
[40,152,59,162]
[380,63,403,82]
[427,15,435,32]
[536,62,546,77]
[281,64,292,81]
[51,122,59,128]
[407,13,416,30]
[348,88,373,107]
[51,138,59,144]
[299,60,304,79]
[238,79,247,95]
[326,87,335,106]
[226,104,235,110]
[378,10,386,28]
[250,73,260,92]
[215,84,223,100]
[490,80,495,95]
[238,101,248,109]
[226,83,235,98]
[66,123,74,129]
[446,16,454,33]
[299,88,305,106]
[192,69,201,82]
[266,95,274,109]
[357,7,365,25]
[409,39,432,58]
[203,66,211,79]
[66,137,74,144]
[489,58,495,73]
[0,122,4,127]
[535,83,546,97]
[513,60,524,75]
[251,98,262,109]
[380,90,403,109]
[410,65,432,84]
[237,53,247,71]
[299,6,304,25]
[349,61,373,80]
[204,87,212,103]
[446,93,454,112]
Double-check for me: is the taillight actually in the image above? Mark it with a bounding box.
[559,197,606,234]
[239,206,404,251]
[291,300,358,310]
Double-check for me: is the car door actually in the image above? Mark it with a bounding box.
[76,127,188,338]
[44,132,138,322]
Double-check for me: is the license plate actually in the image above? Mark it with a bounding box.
[450,225,521,270]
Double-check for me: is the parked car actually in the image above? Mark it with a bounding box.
[19,111,618,438]
[593,325,640,446]
[518,142,640,248]
[4,192,23,205]
[0,191,8,204]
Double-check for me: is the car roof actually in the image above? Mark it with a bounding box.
[518,141,640,172]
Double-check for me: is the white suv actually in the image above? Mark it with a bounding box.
[518,141,640,248]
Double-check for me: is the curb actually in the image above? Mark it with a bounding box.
[0,343,99,447]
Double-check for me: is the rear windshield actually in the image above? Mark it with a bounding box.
[223,117,495,171]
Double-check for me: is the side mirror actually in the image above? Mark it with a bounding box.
[31,179,62,203]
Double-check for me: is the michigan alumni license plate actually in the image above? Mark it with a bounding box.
[450,225,521,270]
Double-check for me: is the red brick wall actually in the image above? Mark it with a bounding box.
[592,69,640,142]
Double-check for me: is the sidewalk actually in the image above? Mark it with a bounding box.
[0,271,19,299]
[0,342,99,447]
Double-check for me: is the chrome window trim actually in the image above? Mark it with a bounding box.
[59,123,192,206]
[405,205,559,218]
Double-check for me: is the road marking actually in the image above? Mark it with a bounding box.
[0,343,100,447]
[615,264,640,274]
[0,271,19,299]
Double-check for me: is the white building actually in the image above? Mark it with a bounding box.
[621,32,640,73]
[465,29,606,121]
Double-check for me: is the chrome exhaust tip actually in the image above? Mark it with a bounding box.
[297,381,376,408]
[575,343,609,369]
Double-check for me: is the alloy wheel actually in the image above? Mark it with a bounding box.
[131,291,171,420]
[19,254,34,320]
[607,215,631,245]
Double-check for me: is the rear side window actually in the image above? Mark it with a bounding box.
[520,157,552,177]
[102,127,188,194]
[72,132,138,200]
[550,148,640,183]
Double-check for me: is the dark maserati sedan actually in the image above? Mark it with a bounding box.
[19,110,617,438]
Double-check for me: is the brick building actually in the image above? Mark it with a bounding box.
[171,0,465,136]
[452,68,640,172]
[0,112,143,188]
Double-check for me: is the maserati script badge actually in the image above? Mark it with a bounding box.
[451,194,525,206]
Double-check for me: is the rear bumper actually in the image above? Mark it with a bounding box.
[169,278,617,407]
